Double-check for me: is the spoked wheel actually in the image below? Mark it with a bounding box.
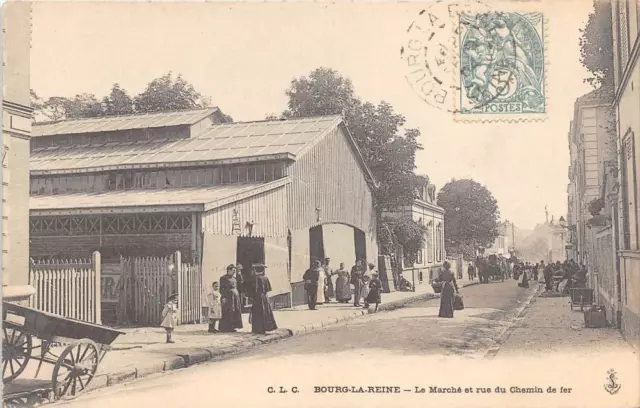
[2,327,32,383]
[52,340,99,399]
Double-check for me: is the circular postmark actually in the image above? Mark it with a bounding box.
[401,0,493,113]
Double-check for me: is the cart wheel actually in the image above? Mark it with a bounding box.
[2,327,32,383]
[52,340,99,398]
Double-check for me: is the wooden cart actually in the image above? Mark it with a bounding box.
[570,288,595,311]
[2,301,125,404]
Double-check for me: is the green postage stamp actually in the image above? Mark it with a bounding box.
[457,11,546,120]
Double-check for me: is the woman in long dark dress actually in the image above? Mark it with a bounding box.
[250,265,278,334]
[438,261,459,318]
[219,264,243,332]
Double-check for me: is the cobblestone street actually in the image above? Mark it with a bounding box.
[51,281,548,408]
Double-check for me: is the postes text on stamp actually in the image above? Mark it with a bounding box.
[457,11,546,120]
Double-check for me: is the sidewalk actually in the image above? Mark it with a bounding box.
[76,278,477,392]
[495,285,638,358]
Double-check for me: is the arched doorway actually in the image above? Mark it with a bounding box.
[309,223,367,269]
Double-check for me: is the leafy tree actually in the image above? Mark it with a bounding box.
[377,216,427,263]
[579,0,614,88]
[281,67,424,211]
[102,83,134,116]
[31,73,231,122]
[436,179,500,255]
[38,94,101,120]
[133,72,208,113]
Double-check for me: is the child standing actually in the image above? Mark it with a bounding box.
[207,282,222,333]
[364,271,382,312]
[161,293,179,343]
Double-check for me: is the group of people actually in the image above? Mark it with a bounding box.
[303,258,383,311]
[511,259,588,293]
[160,263,279,343]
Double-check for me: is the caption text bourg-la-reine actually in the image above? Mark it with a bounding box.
[267,385,573,394]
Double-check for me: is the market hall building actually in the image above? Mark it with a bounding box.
[29,109,378,308]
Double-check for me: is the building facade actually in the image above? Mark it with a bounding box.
[485,221,511,257]
[381,177,445,285]
[566,89,615,268]
[29,112,378,310]
[2,2,34,302]
[611,0,640,349]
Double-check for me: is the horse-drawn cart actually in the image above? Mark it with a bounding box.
[2,301,125,405]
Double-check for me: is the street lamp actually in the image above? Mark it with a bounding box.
[559,216,566,229]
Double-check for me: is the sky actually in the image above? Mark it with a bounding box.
[30,0,595,230]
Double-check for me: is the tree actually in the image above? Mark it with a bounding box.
[39,94,100,120]
[31,73,229,122]
[377,216,427,264]
[103,83,134,116]
[436,179,500,254]
[133,72,208,113]
[579,0,614,88]
[281,67,424,211]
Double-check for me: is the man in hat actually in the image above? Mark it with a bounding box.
[303,260,323,310]
[323,258,335,303]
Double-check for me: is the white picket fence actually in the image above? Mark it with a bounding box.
[29,251,102,324]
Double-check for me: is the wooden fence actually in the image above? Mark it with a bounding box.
[117,251,202,326]
[29,251,102,324]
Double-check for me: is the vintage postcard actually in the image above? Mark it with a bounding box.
[1,0,639,407]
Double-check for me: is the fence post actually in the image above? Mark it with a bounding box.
[174,251,182,325]
[93,251,102,325]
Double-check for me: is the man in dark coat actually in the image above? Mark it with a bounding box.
[303,260,322,310]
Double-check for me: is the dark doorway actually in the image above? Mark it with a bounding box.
[309,225,325,266]
[354,228,366,262]
[236,236,265,310]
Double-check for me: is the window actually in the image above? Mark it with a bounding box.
[427,222,434,263]
[265,163,274,182]
[222,167,231,184]
[274,163,284,179]
[238,166,248,183]
[149,172,158,188]
[416,248,423,264]
[436,223,443,262]
[123,172,133,189]
[107,173,117,191]
[212,168,221,185]
[180,170,190,187]
[256,165,265,182]
[229,167,239,184]
[248,166,256,182]
[621,131,638,250]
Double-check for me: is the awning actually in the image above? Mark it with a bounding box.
[30,177,290,215]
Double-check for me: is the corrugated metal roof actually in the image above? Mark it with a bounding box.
[30,178,290,213]
[31,116,342,174]
[32,108,220,137]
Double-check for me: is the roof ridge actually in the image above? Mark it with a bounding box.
[216,114,343,127]
[33,107,219,126]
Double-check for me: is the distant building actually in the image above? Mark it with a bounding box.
[485,221,511,257]
[29,111,378,310]
[381,176,445,284]
[2,2,34,302]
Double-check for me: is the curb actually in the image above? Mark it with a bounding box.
[78,281,483,398]
[84,328,292,396]
[482,283,543,360]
